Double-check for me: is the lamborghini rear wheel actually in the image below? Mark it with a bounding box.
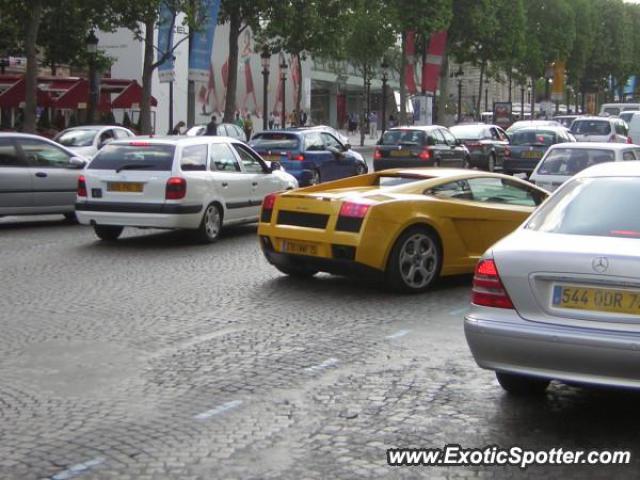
[385,226,442,293]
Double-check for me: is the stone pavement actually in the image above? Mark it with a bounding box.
[0,216,638,479]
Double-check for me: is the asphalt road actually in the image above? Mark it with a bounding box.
[1,215,640,479]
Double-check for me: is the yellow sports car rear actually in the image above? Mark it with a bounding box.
[258,169,548,292]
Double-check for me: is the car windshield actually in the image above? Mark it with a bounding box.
[526,177,640,238]
[536,148,615,176]
[619,112,637,123]
[250,133,299,150]
[55,129,99,147]
[571,120,611,135]
[380,129,427,146]
[449,126,486,140]
[603,107,621,116]
[88,143,175,170]
[510,129,556,146]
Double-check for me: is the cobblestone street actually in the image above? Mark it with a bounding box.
[1,216,639,479]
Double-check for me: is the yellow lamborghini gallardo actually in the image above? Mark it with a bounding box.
[258,169,548,293]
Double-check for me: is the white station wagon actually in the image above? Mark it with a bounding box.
[76,137,298,242]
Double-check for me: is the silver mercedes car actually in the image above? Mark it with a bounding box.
[465,161,640,394]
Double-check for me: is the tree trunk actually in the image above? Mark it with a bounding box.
[476,60,485,120]
[436,49,449,125]
[140,17,155,134]
[360,67,367,147]
[223,9,241,123]
[294,53,303,123]
[23,0,44,133]
[399,31,407,125]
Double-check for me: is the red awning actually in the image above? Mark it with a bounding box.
[0,76,54,108]
[54,79,110,112]
[111,81,157,109]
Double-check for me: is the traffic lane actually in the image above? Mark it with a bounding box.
[0,222,639,478]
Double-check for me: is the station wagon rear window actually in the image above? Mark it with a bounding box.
[250,133,299,150]
[380,129,427,146]
[88,144,175,170]
[510,130,557,146]
[570,120,611,135]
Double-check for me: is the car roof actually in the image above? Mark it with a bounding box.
[387,125,447,131]
[63,125,128,130]
[548,142,635,150]
[510,126,569,132]
[110,135,242,146]
[577,160,640,178]
[573,116,614,121]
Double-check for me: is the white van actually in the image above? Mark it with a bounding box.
[627,112,640,144]
[599,103,640,117]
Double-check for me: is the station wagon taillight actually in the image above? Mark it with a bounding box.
[165,177,187,200]
[471,258,514,309]
[287,152,304,161]
[419,149,431,160]
[504,147,511,157]
[77,175,87,197]
[374,148,382,160]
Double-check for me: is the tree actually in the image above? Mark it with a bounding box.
[388,0,452,123]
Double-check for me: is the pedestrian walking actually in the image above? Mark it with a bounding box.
[205,115,218,135]
[300,110,308,126]
[169,121,185,135]
[269,112,275,130]
[243,114,253,141]
[234,112,244,129]
[369,111,378,139]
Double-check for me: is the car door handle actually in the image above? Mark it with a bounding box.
[35,172,47,178]
[221,182,228,187]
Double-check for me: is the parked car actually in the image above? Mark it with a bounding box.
[503,126,576,175]
[76,136,298,242]
[624,112,640,144]
[599,102,640,117]
[449,123,509,172]
[373,126,470,171]
[465,160,640,394]
[258,168,548,293]
[529,143,640,191]
[570,116,630,143]
[552,115,580,128]
[249,130,367,186]
[54,126,134,158]
[0,133,87,219]
[506,120,561,135]
[186,123,247,142]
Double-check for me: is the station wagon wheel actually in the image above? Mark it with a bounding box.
[94,225,123,241]
[310,169,321,185]
[385,226,442,293]
[195,203,222,243]
[355,163,366,175]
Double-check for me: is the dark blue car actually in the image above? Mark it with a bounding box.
[250,130,367,186]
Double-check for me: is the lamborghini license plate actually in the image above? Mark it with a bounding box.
[282,240,318,256]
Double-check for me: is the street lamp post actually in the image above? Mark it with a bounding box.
[484,82,489,113]
[455,66,464,123]
[520,83,525,119]
[85,30,99,125]
[381,59,389,134]
[280,58,287,128]
[528,80,534,119]
[260,45,270,131]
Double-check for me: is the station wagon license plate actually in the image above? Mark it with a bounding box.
[282,240,318,256]
[108,182,144,193]
[522,150,542,159]
[264,155,281,162]
[552,284,640,315]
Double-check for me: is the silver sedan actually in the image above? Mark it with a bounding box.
[465,161,640,394]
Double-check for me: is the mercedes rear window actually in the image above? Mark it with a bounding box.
[250,133,299,150]
[510,130,557,146]
[380,129,427,146]
[88,143,175,170]
[526,177,640,238]
[536,148,615,176]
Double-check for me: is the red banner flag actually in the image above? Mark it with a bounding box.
[421,31,447,94]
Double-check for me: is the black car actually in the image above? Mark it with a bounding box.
[373,126,469,171]
[449,123,509,172]
[502,126,576,175]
